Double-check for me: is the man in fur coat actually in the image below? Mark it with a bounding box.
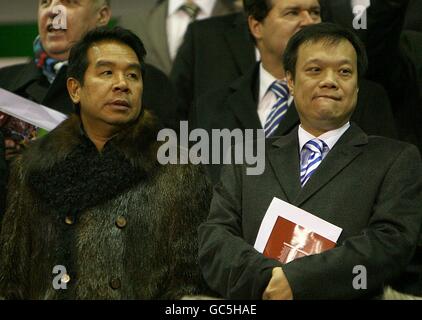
[0,27,212,299]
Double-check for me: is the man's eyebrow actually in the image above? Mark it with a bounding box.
[282,5,321,11]
[95,60,114,68]
[305,58,353,65]
[95,60,142,71]
[127,63,142,71]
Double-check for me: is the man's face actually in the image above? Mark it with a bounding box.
[252,0,321,60]
[287,39,359,135]
[38,0,110,60]
[68,41,143,131]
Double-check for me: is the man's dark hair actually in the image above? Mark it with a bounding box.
[243,0,274,22]
[67,26,146,86]
[283,22,368,81]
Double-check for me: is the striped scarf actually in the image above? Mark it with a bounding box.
[33,35,67,83]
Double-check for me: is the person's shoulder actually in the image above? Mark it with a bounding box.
[366,135,420,157]
[0,62,28,73]
[0,62,30,86]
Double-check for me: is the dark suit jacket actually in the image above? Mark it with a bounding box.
[198,124,422,299]
[404,0,422,31]
[119,0,239,75]
[194,63,398,184]
[170,12,255,120]
[0,60,179,130]
[364,0,422,152]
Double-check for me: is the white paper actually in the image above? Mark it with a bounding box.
[0,88,67,131]
[254,197,343,253]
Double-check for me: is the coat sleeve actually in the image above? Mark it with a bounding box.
[0,157,32,299]
[163,164,214,299]
[282,143,422,299]
[198,161,281,299]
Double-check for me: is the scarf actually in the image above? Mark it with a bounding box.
[33,35,67,83]
[27,135,146,216]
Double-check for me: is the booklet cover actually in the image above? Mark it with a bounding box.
[0,88,67,146]
[254,197,343,264]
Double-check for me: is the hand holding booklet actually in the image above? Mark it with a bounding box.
[0,88,67,146]
[254,197,343,264]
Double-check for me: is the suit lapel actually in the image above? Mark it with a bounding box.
[227,65,262,129]
[267,129,301,202]
[16,62,49,104]
[42,66,73,114]
[148,2,172,73]
[294,124,368,206]
[224,13,255,74]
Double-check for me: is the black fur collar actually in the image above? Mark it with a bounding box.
[21,110,161,214]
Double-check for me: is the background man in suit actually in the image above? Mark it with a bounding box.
[0,0,180,159]
[198,23,422,299]
[171,0,396,122]
[119,0,241,75]
[192,0,396,184]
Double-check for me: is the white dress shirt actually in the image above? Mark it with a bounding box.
[298,122,351,160]
[257,63,293,128]
[167,0,217,60]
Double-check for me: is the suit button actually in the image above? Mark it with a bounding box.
[61,273,71,284]
[65,215,75,225]
[110,278,121,290]
[115,216,127,229]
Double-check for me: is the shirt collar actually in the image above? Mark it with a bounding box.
[259,63,278,102]
[168,0,216,17]
[259,63,293,105]
[298,122,351,152]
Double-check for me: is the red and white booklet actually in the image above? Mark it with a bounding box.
[254,197,343,264]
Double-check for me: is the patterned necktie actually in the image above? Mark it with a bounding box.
[264,80,289,138]
[300,139,328,187]
[180,1,200,20]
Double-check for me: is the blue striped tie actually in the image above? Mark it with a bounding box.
[264,81,289,138]
[300,139,328,187]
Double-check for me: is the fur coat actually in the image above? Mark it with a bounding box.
[0,111,212,299]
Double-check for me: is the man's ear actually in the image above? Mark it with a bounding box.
[67,77,82,105]
[97,5,111,26]
[248,15,263,42]
[286,71,294,96]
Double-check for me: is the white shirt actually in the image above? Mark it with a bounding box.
[298,122,351,160]
[167,0,217,60]
[257,63,293,128]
